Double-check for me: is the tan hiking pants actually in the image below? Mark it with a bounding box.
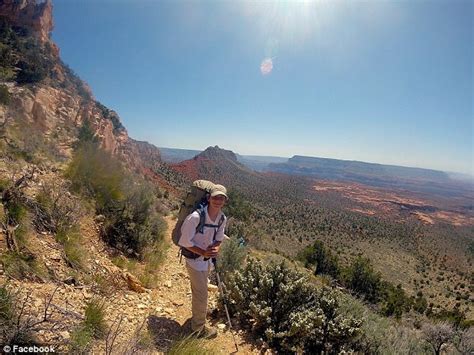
[186,263,209,331]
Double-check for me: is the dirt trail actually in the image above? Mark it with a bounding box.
[150,216,259,354]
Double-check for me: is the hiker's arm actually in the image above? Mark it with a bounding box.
[179,213,218,257]
[185,245,217,258]
[204,240,222,257]
[178,213,199,249]
[205,219,226,256]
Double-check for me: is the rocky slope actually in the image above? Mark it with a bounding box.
[0,0,166,184]
[0,200,259,353]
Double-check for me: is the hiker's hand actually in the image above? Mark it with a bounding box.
[203,245,219,258]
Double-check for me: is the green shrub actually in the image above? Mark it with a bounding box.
[0,252,46,281]
[0,84,10,105]
[413,291,428,314]
[168,336,216,355]
[16,57,49,84]
[35,181,84,234]
[66,142,125,209]
[0,178,10,193]
[0,284,39,347]
[0,19,54,85]
[299,240,340,278]
[6,199,27,225]
[430,306,467,328]
[66,141,166,257]
[35,181,87,269]
[224,189,253,221]
[0,285,13,322]
[137,242,168,288]
[64,237,86,270]
[69,325,93,353]
[102,181,166,256]
[226,258,361,353]
[73,119,99,149]
[95,101,124,133]
[3,199,30,250]
[380,283,411,318]
[344,257,382,303]
[216,234,247,281]
[83,299,107,339]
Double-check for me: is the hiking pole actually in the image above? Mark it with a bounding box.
[212,258,239,352]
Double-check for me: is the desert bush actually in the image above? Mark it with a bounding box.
[0,84,10,105]
[73,119,99,150]
[34,180,84,234]
[92,273,124,296]
[69,326,93,353]
[34,181,88,269]
[95,101,124,133]
[430,305,468,328]
[380,283,412,318]
[168,336,216,355]
[83,299,107,339]
[136,243,168,288]
[453,326,474,354]
[225,258,361,353]
[16,56,50,84]
[0,20,54,85]
[103,318,155,355]
[66,141,166,257]
[0,285,55,347]
[344,257,382,303]
[62,229,87,270]
[421,321,455,355]
[299,240,340,278]
[0,284,13,323]
[66,142,125,209]
[0,251,46,281]
[299,243,414,318]
[413,291,428,314]
[3,199,30,249]
[224,189,253,221]
[102,180,166,256]
[216,234,247,282]
[338,292,430,353]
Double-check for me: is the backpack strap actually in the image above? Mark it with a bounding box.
[203,214,225,261]
[182,212,226,260]
[196,205,207,234]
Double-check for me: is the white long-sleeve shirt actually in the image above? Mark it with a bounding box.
[178,206,226,271]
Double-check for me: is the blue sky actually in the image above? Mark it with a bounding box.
[52,0,472,175]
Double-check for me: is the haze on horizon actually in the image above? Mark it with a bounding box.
[52,0,473,176]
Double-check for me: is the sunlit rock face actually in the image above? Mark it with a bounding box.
[0,0,54,43]
[0,0,162,172]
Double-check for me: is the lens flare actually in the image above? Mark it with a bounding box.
[260,58,273,75]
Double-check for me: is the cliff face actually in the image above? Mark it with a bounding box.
[2,84,128,157]
[0,0,54,44]
[0,0,162,173]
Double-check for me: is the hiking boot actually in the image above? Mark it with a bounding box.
[193,325,218,339]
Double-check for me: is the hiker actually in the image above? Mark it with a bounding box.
[178,184,228,338]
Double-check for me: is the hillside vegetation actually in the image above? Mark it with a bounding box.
[0,2,472,354]
[168,147,473,324]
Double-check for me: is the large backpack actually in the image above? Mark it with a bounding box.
[171,180,225,259]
